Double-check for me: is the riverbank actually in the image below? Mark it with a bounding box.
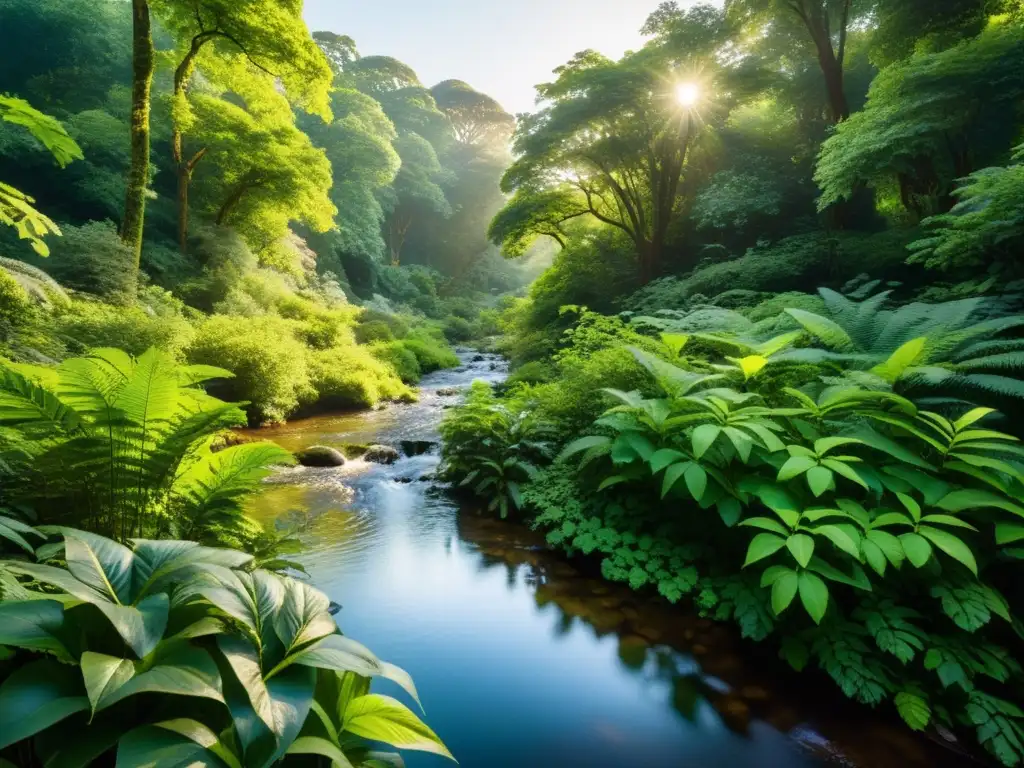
[240,349,966,768]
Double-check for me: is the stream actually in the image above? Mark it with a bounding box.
[243,350,956,768]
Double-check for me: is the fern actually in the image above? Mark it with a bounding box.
[0,347,284,542]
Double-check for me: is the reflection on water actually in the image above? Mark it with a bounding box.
[244,351,955,768]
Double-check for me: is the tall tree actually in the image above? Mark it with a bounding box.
[156,0,332,252]
[430,80,515,148]
[122,0,155,266]
[379,133,452,265]
[495,45,708,282]
[726,0,861,122]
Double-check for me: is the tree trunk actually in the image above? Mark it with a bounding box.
[816,46,849,123]
[121,0,154,268]
[172,35,214,254]
[216,178,262,226]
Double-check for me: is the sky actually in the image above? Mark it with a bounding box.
[302,0,660,115]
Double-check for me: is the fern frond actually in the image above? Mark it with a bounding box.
[785,309,855,351]
[955,352,1024,372]
[173,442,295,534]
[0,366,81,434]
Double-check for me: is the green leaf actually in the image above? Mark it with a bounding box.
[98,645,223,711]
[116,724,229,768]
[717,497,742,527]
[771,571,799,615]
[806,466,834,497]
[343,694,454,760]
[872,337,926,382]
[558,435,611,461]
[743,533,786,567]
[273,578,336,657]
[938,489,1024,518]
[684,463,707,502]
[919,526,978,575]
[786,534,815,568]
[649,448,686,473]
[0,599,71,661]
[81,652,135,715]
[895,692,931,731]
[661,462,689,498]
[0,659,88,749]
[739,517,789,535]
[692,424,721,459]
[598,475,629,492]
[821,459,868,489]
[778,455,817,482]
[862,539,887,576]
[900,533,933,568]
[287,736,355,767]
[954,407,996,431]
[995,523,1024,545]
[785,309,855,351]
[797,571,829,624]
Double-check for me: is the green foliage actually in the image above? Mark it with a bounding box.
[188,314,314,424]
[308,344,413,409]
[815,20,1024,216]
[0,526,452,766]
[440,381,555,518]
[0,347,291,542]
[32,220,138,303]
[55,298,196,360]
[909,145,1024,272]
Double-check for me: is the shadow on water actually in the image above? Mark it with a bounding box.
[242,349,960,768]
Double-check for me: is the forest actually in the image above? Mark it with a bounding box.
[1,0,1024,766]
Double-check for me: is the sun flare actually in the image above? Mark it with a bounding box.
[675,82,700,107]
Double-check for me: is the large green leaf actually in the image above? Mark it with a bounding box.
[0,659,88,749]
[0,599,72,661]
[116,724,230,768]
[786,534,815,568]
[771,571,799,615]
[81,652,135,714]
[785,309,855,351]
[900,533,933,568]
[131,539,252,599]
[895,692,931,731]
[343,694,454,760]
[286,737,355,767]
[937,489,1024,518]
[273,578,337,657]
[98,645,223,711]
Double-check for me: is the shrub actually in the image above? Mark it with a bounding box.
[188,314,314,424]
[355,319,396,344]
[371,340,422,383]
[0,266,33,332]
[40,220,137,303]
[402,334,460,373]
[443,315,474,342]
[309,343,413,409]
[505,360,555,386]
[54,298,195,359]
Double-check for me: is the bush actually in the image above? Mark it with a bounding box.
[371,340,422,383]
[54,298,195,359]
[505,360,555,386]
[356,319,396,344]
[667,230,917,299]
[443,315,474,342]
[402,333,460,373]
[188,314,313,423]
[39,220,137,303]
[0,267,33,332]
[309,344,413,409]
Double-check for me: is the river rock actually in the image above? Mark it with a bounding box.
[364,444,400,464]
[294,445,346,467]
[436,386,461,396]
[472,354,486,362]
[400,440,436,456]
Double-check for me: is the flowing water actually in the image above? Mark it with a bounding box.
[243,351,958,768]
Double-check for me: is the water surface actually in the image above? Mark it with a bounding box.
[244,351,955,768]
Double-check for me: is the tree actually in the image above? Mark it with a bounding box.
[379,133,452,265]
[430,80,515,147]
[303,88,401,276]
[156,0,332,253]
[313,30,359,74]
[815,20,1024,217]
[186,55,335,255]
[495,42,709,282]
[122,0,155,266]
[726,0,862,122]
[347,55,422,94]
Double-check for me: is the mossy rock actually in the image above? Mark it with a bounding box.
[338,443,372,459]
[294,445,346,467]
[364,444,400,464]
